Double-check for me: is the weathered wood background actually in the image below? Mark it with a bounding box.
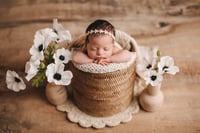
[0,0,200,132]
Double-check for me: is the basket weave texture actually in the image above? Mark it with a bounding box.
[68,30,138,117]
[69,61,135,117]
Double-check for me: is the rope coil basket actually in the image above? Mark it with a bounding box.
[68,30,139,117]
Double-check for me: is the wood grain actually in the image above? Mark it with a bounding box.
[0,0,200,132]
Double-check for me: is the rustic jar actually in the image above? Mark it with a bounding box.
[139,83,164,112]
[45,83,67,106]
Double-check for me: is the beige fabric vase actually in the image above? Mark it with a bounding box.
[139,84,164,112]
[45,83,67,106]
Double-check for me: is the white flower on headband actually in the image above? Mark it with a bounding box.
[86,29,115,40]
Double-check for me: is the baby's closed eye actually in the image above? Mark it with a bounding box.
[91,48,97,51]
[104,48,109,51]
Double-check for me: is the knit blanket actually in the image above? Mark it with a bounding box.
[73,52,136,73]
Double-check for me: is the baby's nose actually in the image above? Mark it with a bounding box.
[96,49,103,55]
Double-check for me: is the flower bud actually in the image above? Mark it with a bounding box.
[157,50,161,57]
[39,62,46,69]
[53,44,59,50]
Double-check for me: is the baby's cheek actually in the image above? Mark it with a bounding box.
[106,51,113,57]
[88,52,97,59]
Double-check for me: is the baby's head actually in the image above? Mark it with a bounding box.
[85,19,116,59]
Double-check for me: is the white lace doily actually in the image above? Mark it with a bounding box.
[56,76,146,129]
[57,98,139,129]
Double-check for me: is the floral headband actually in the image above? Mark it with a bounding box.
[86,29,115,40]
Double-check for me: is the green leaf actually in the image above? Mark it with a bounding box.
[31,70,46,88]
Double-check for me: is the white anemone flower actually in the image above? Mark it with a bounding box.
[29,28,57,60]
[46,63,73,85]
[158,56,179,75]
[141,46,158,62]
[137,46,158,78]
[53,18,72,43]
[25,59,40,81]
[6,70,26,92]
[29,33,46,60]
[144,70,163,86]
[53,48,71,64]
[39,28,58,43]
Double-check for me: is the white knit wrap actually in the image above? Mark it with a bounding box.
[73,52,136,73]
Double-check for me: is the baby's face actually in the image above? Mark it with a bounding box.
[87,35,114,59]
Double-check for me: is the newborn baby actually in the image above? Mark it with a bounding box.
[72,19,131,66]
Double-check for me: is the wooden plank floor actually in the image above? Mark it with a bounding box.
[0,1,200,133]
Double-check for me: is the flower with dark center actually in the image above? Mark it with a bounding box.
[53,29,58,34]
[53,18,72,43]
[53,73,62,81]
[6,70,26,92]
[59,55,65,61]
[162,66,169,72]
[14,77,21,83]
[53,48,71,64]
[46,63,73,85]
[151,75,157,81]
[158,56,179,75]
[146,64,152,69]
[38,44,44,52]
[144,70,163,86]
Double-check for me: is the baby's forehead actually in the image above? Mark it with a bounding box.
[88,34,112,39]
[89,40,113,47]
[89,34,114,42]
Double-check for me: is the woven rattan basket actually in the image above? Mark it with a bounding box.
[68,30,139,117]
